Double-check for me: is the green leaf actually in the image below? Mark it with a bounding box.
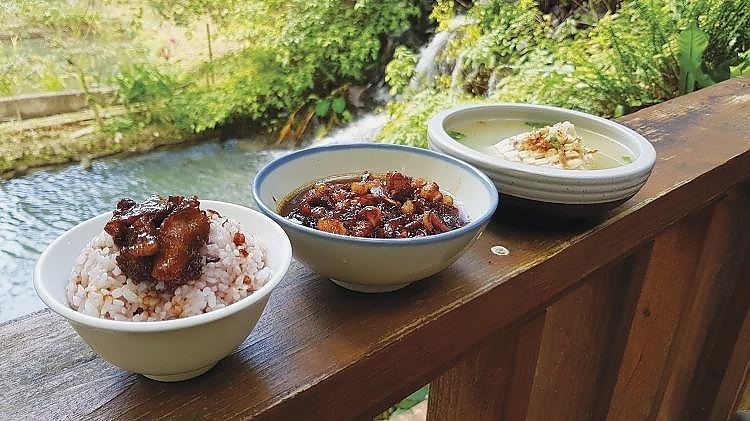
[677,22,714,94]
[315,100,331,117]
[730,51,750,77]
[448,130,465,140]
[331,96,346,114]
[525,121,547,129]
[390,385,429,416]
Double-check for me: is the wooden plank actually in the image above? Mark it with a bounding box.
[601,206,712,420]
[657,184,750,419]
[589,245,655,420]
[673,182,750,419]
[525,253,646,420]
[504,313,547,420]
[0,312,138,419]
[426,312,545,420]
[710,291,750,420]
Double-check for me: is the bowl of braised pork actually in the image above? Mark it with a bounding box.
[251,143,499,293]
[34,196,292,381]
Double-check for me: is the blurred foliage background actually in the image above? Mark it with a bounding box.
[379,0,750,147]
[2,0,749,147]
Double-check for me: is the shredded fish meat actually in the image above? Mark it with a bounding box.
[485,121,597,169]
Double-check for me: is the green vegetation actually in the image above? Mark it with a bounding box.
[379,0,750,147]
[1,0,421,174]
[0,1,150,95]
[113,0,421,141]
[1,0,749,174]
[375,384,429,419]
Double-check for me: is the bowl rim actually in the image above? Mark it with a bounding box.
[251,143,499,245]
[427,102,657,181]
[33,200,292,332]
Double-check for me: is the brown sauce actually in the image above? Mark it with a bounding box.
[278,171,468,238]
[104,195,210,285]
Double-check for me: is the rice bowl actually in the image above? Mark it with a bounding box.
[34,200,292,381]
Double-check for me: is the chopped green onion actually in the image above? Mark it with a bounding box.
[526,121,547,129]
[548,135,561,150]
[448,131,465,140]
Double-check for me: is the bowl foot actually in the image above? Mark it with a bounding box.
[142,362,217,382]
[330,278,411,293]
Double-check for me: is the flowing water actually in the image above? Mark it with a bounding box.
[0,114,388,322]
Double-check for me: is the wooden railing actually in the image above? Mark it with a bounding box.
[2,76,750,420]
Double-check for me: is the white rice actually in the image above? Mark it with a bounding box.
[66,211,273,321]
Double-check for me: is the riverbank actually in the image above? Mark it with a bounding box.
[0,93,386,179]
[0,0,242,179]
[0,108,219,179]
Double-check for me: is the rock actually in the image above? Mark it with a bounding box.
[80,155,92,171]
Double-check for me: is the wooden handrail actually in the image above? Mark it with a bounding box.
[2,76,749,420]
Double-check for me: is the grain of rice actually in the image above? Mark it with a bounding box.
[66,210,272,321]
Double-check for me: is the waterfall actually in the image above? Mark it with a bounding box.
[408,16,470,91]
[486,70,498,98]
[449,52,465,102]
[313,113,388,145]
[409,30,452,90]
[313,16,478,147]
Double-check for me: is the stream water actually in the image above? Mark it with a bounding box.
[0,114,388,322]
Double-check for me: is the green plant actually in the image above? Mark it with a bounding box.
[567,0,750,113]
[385,46,418,97]
[731,51,750,78]
[380,0,566,145]
[276,88,352,145]
[437,0,548,96]
[113,63,184,127]
[17,0,103,36]
[378,89,469,148]
[380,0,750,148]
[375,384,429,419]
[1,0,160,96]
[133,0,420,139]
[677,21,713,94]
[693,0,750,81]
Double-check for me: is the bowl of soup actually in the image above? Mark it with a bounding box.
[427,103,656,217]
[251,143,499,293]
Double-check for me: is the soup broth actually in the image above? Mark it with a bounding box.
[448,119,633,169]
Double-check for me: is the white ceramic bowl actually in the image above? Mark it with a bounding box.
[427,103,656,216]
[252,143,499,293]
[34,200,292,382]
